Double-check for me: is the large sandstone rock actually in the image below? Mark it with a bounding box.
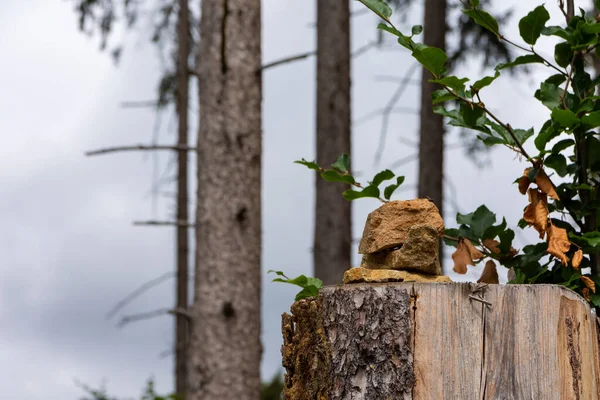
[358,199,444,254]
[360,225,441,275]
[343,267,452,284]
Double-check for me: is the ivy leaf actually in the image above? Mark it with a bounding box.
[430,76,469,92]
[412,44,447,77]
[462,9,499,35]
[495,54,544,71]
[321,170,356,184]
[519,5,550,45]
[331,153,350,172]
[554,42,573,68]
[383,176,405,200]
[582,110,600,129]
[457,205,496,238]
[358,0,392,19]
[472,71,500,91]
[343,185,380,201]
[371,169,395,187]
[551,108,580,128]
[295,158,321,171]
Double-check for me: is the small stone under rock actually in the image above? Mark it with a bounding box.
[343,267,452,284]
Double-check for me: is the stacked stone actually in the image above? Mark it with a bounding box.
[344,198,452,284]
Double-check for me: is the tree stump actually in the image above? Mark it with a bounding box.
[281,282,600,399]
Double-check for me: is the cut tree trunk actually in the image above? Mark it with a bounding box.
[282,283,600,399]
[187,0,262,398]
[314,0,352,285]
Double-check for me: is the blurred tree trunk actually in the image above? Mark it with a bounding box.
[187,0,262,398]
[175,0,190,398]
[314,0,352,285]
[418,0,447,271]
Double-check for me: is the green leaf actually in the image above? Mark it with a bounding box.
[331,154,350,172]
[544,154,568,177]
[320,169,355,184]
[411,25,423,36]
[358,0,392,19]
[343,185,380,201]
[595,0,600,11]
[551,138,575,153]
[569,232,600,253]
[508,269,526,284]
[582,110,600,129]
[383,176,405,199]
[443,228,460,247]
[519,5,550,45]
[377,23,401,37]
[580,22,600,34]
[294,285,321,301]
[371,169,395,187]
[295,158,320,171]
[430,76,469,92]
[472,71,500,91]
[554,42,573,68]
[470,0,480,6]
[460,102,486,127]
[495,54,544,71]
[482,217,507,240]
[545,74,567,86]
[551,108,580,128]
[457,205,496,238]
[431,89,455,104]
[412,44,447,77]
[541,26,572,41]
[535,83,563,110]
[535,120,560,151]
[462,9,499,35]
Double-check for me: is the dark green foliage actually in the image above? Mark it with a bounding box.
[260,373,284,400]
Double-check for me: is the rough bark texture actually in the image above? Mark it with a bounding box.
[314,0,351,285]
[282,283,600,399]
[418,0,447,271]
[282,285,413,399]
[175,0,190,397]
[188,0,262,398]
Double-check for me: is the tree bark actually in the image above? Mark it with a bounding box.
[175,0,190,398]
[314,0,352,285]
[282,283,600,399]
[188,0,262,398]
[418,0,447,271]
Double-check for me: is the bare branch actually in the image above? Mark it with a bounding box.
[132,220,196,227]
[262,51,315,71]
[387,154,417,170]
[354,106,418,126]
[86,144,197,157]
[373,75,421,85]
[120,100,171,108]
[117,308,171,327]
[351,41,377,59]
[105,272,174,319]
[168,307,192,319]
[373,63,421,167]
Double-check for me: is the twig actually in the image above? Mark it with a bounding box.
[105,272,175,319]
[261,51,315,71]
[117,308,171,327]
[373,63,421,167]
[86,144,197,156]
[468,295,493,307]
[168,307,192,319]
[354,106,418,126]
[121,100,172,108]
[387,154,417,170]
[132,220,197,227]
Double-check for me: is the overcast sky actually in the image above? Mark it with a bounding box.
[0,0,568,398]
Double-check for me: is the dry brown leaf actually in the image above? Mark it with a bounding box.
[518,168,531,195]
[464,239,484,261]
[452,240,473,274]
[477,260,499,284]
[581,276,596,294]
[547,224,571,265]
[523,188,549,239]
[482,238,517,258]
[572,249,583,270]
[583,287,591,302]
[535,169,559,200]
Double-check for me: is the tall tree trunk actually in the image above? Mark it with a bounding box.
[188,0,262,398]
[175,0,190,398]
[418,0,447,271]
[314,1,352,285]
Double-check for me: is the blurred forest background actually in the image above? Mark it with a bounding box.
[0,0,571,398]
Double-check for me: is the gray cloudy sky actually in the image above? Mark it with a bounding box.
[0,0,566,398]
